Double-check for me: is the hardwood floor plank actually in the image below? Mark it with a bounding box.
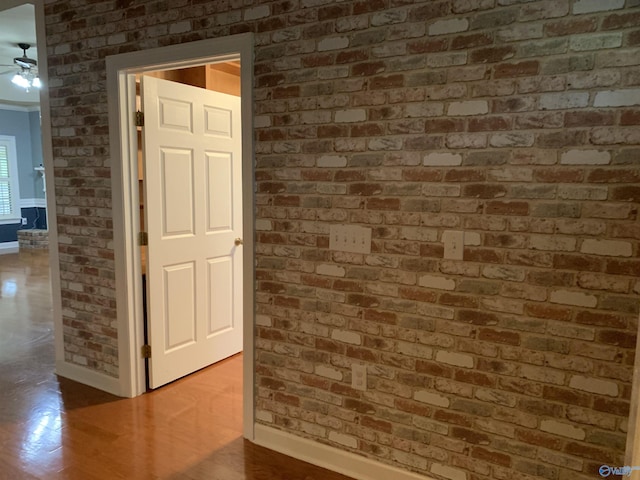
[0,251,354,480]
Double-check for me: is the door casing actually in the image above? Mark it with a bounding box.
[106,34,255,440]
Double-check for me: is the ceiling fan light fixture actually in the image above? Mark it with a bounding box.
[11,70,40,92]
[4,44,41,92]
[11,73,29,88]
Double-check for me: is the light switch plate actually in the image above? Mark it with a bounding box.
[329,224,372,254]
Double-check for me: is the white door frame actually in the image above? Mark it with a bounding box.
[106,34,255,440]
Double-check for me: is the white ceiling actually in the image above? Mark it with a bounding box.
[0,3,40,107]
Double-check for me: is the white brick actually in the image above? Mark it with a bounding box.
[540,420,586,440]
[107,33,127,45]
[244,5,270,20]
[64,207,80,215]
[558,186,608,201]
[169,21,191,34]
[427,52,468,68]
[581,239,632,257]
[255,219,272,231]
[254,115,271,128]
[573,0,624,14]
[594,89,640,107]
[539,92,589,110]
[570,33,622,52]
[335,109,366,123]
[447,134,488,149]
[569,375,619,397]
[256,314,272,326]
[431,463,467,480]
[255,410,274,423]
[464,232,481,246]
[520,365,565,385]
[318,36,349,52]
[369,137,402,150]
[497,24,544,43]
[423,152,463,166]
[560,149,611,165]
[397,342,433,359]
[549,290,597,308]
[529,235,576,252]
[429,18,469,36]
[414,390,450,407]
[331,329,361,345]
[371,10,407,26]
[537,449,583,472]
[418,274,456,291]
[328,431,358,449]
[316,264,346,277]
[315,365,343,381]
[489,133,535,148]
[54,44,71,55]
[318,155,348,167]
[448,100,489,116]
[436,350,474,368]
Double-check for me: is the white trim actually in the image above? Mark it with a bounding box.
[0,218,20,225]
[106,33,256,439]
[0,104,40,112]
[0,241,19,254]
[19,197,47,208]
[626,310,640,464]
[254,424,434,480]
[56,361,121,396]
[32,0,64,382]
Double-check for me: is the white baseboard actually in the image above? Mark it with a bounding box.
[56,361,122,397]
[0,241,19,254]
[253,424,432,480]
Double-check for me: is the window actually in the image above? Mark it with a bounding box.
[0,136,20,224]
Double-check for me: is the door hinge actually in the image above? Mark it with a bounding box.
[139,231,148,246]
[135,110,144,127]
[141,344,152,358]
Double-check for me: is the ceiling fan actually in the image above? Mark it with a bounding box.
[0,43,41,91]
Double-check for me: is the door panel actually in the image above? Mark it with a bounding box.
[164,262,196,350]
[207,258,233,335]
[206,152,233,231]
[142,75,243,389]
[161,148,194,237]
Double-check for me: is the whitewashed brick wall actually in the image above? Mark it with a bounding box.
[45,1,640,478]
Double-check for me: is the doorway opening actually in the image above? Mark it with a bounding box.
[107,34,255,440]
[137,62,244,390]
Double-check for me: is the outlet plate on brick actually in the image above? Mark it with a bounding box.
[352,364,367,391]
[443,230,464,260]
[330,224,372,254]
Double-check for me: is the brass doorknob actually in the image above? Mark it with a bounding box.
[235,238,243,246]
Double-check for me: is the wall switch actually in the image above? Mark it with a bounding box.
[352,364,367,391]
[330,224,372,254]
[443,230,464,260]
[21,217,27,226]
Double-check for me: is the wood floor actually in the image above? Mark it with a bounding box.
[0,250,353,480]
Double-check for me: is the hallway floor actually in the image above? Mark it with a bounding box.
[0,250,353,479]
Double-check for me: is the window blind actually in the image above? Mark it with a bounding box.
[0,145,11,216]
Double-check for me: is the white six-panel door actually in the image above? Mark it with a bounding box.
[141,75,243,389]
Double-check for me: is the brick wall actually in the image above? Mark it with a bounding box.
[45,1,640,478]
